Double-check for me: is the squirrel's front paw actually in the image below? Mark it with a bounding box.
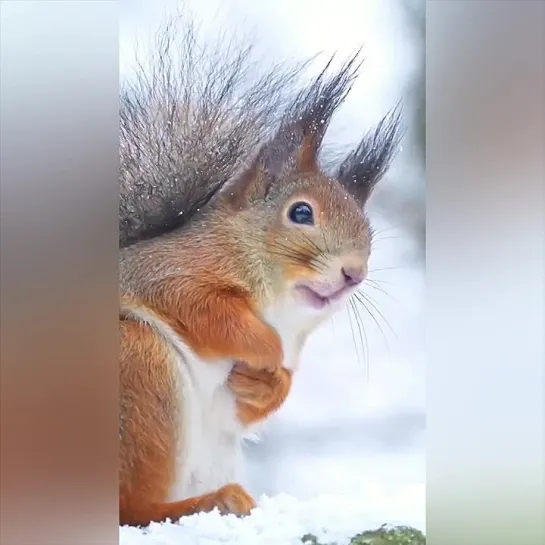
[228,363,292,425]
[250,326,284,372]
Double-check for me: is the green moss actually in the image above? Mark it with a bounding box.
[301,535,321,545]
[301,525,425,545]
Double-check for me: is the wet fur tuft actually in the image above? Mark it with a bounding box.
[337,104,405,202]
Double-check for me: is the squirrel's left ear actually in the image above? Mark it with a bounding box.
[337,106,404,205]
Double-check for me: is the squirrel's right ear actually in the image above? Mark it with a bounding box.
[221,55,366,209]
[226,54,364,199]
[255,55,362,179]
[219,111,333,210]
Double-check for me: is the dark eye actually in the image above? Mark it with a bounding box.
[288,202,314,225]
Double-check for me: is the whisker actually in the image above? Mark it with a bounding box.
[352,293,388,348]
[355,291,397,341]
[363,280,399,305]
[368,266,403,274]
[266,252,324,274]
[366,278,393,287]
[236,232,327,273]
[370,226,401,238]
[349,298,369,378]
[265,251,318,268]
[294,229,327,261]
[320,222,331,255]
[330,312,336,336]
[345,302,359,364]
[273,234,330,272]
[371,235,401,245]
[263,242,317,261]
[273,232,325,261]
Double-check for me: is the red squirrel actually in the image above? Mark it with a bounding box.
[119,17,402,527]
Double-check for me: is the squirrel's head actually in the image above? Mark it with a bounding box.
[216,58,403,317]
[222,167,373,314]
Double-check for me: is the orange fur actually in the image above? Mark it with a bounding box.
[228,364,294,425]
[119,316,257,526]
[148,276,283,372]
[119,317,177,525]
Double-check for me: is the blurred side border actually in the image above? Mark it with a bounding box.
[0,1,544,544]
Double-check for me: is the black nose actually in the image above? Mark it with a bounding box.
[342,266,365,286]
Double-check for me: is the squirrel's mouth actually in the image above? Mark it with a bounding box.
[294,284,351,310]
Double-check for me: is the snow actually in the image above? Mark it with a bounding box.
[120,1,425,542]
[120,490,424,545]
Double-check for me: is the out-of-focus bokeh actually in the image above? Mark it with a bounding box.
[2,2,544,545]
[120,0,426,528]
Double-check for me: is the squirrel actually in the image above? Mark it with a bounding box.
[119,16,402,528]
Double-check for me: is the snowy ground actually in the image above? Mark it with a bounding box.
[120,494,423,545]
[120,0,425,541]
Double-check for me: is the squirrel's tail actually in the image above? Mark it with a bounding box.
[120,13,403,248]
[120,14,309,247]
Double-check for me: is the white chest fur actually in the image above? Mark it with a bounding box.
[126,295,321,503]
[167,301,311,500]
[263,293,323,371]
[167,341,242,501]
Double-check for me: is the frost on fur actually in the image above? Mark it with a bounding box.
[119,14,403,247]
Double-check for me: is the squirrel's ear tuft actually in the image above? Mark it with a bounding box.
[337,105,404,204]
[259,53,362,177]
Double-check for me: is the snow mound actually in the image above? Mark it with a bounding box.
[119,491,424,545]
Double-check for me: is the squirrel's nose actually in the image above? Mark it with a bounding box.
[341,265,365,287]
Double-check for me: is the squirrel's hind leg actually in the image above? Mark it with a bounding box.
[121,483,257,526]
[119,313,256,527]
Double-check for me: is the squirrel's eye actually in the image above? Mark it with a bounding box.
[288,202,314,225]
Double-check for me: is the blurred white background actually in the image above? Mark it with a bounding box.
[120,0,425,529]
